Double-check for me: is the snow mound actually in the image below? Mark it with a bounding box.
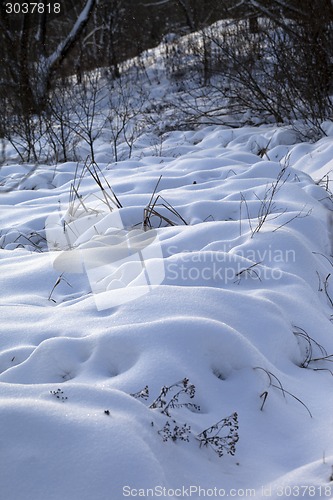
[1,124,333,498]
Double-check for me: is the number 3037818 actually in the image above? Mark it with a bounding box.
[5,3,61,14]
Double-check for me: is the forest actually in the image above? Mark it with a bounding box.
[0,0,332,152]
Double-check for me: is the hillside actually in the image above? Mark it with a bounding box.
[1,39,333,500]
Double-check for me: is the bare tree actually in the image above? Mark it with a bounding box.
[163,0,333,134]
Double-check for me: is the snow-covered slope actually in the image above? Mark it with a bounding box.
[1,94,333,497]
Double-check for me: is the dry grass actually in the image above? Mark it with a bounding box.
[143,175,187,230]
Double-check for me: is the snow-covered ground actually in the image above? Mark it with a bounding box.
[1,52,333,499]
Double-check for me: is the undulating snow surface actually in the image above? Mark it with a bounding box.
[2,110,333,497]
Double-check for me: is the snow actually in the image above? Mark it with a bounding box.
[1,54,333,500]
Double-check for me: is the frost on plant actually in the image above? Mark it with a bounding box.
[158,420,191,443]
[130,385,149,400]
[131,379,239,457]
[149,377,200,416]
[197,412,239,457]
